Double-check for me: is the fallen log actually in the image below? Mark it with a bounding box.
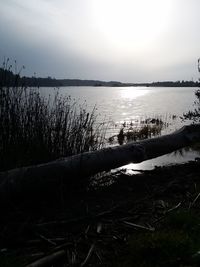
[0,124,200,202]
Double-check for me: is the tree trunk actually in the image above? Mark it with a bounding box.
[0,124,200,202]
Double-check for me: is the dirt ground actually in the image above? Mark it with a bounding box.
[1,159,200,266]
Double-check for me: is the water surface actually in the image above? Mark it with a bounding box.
[41,86,199,170]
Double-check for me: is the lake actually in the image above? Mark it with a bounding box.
[41,86,199,171]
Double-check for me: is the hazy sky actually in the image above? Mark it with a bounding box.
[0,0,200,82]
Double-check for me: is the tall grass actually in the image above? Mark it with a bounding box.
[0,63,106,171]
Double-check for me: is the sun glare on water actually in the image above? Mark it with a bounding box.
[120,87,149,99]
[91,0,173,52]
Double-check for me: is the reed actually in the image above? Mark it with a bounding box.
[0,62,106,171]
[109,116,167,145]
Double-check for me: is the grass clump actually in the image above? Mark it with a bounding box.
[0,61,106,171]
[126,231,193,267]
[116,211,200,267]
[115,117,165,145]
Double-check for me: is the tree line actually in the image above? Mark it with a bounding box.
[1,67,199,87]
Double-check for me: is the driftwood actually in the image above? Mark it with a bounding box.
[0,124,200,202]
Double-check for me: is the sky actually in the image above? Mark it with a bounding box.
[0,0,200,82]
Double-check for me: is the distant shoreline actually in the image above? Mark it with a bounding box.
[20,76,200,88]
[19,78,200,88]
[1,67,199,87]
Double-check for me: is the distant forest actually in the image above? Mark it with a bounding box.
[0,67,199,87]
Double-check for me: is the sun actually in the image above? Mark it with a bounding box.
[91,0,173,52]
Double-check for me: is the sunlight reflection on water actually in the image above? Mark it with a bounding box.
[121,150,199,172]
[120,149,200,174]
[120,87,149,99]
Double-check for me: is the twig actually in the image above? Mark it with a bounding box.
[153,202,182,224]
[167,202,182,213]
[25,250,66,267]
[37,233,57,246]
[95,248,103,263]
[81,243,95,267]
[49,242,73,253]
[190,192,200,209]
[30,253,45,258]
[122,221,155,231]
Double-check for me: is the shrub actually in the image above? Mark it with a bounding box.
[182,58,200,122]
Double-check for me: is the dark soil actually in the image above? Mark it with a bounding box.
[1,160,200,266]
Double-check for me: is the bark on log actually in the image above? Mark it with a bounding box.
[0,124,200,202]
